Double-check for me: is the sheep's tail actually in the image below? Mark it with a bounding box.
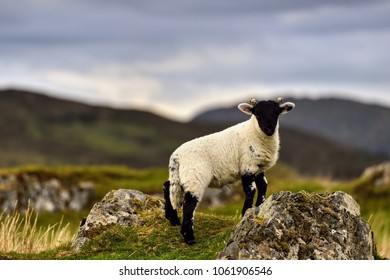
[168,155,184,210]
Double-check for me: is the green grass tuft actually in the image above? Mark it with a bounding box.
[3,210,236,260]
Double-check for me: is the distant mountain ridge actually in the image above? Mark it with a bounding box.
[0,89,386,179]
[0,88,218,167]
[192,97,390,157]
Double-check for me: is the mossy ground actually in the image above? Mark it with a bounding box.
[1,211,236,260]
[0,163,389,259]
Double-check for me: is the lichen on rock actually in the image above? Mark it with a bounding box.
[217,191,374,260]
[72,189,164,250]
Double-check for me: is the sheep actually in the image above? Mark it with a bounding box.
[163,97,295,244]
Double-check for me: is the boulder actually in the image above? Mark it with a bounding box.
[217,191,374,260]
[361,162,390,187]
[0,174,94,212]
[72,189,164,250]
[199,186,238,208]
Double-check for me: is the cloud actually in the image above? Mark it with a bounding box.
[132,46,254,74]
[41,66,162,108]
[278,1,390,35]
[1,0,390,120]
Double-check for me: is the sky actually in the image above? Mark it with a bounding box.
[1,0,390,120]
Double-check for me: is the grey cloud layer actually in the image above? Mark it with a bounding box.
[1,0,390,116]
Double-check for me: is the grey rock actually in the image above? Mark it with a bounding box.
[362,162,390,187]
[153,185,239,209]
[200,186,237,208]
[217,191,374,260]
[0,174,94,212]
[72,189,164,251]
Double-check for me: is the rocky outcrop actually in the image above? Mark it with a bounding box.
[361,162,390,187]
[153,186,239,209]
[200,187,239,208]
[218,191,374,260]
[72,189,164,250]
[0,174,94,212]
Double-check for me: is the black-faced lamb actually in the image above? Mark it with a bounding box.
[163,97,295,244]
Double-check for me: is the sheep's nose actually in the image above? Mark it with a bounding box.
[265,126,274,135]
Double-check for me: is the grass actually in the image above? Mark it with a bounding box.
[0,203,74,254]
[0,163,389,259]
[77,212,236,260]
[368,211,390,258]
[347,171,390,259]
[1,211,236,260]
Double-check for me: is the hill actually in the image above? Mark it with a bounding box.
[193,97,390,157]
[0,89,386,178]
[0,89,221,167]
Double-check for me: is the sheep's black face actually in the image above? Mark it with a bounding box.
[252,101,281,136]
[238,98,295,136]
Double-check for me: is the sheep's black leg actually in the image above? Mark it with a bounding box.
[163,181,180,226]
[254,172,268,206]
[241,174,256,216]
[180,192,198,245]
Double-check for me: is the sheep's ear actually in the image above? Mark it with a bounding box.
[279,102,295,115]
[238,103,253,115]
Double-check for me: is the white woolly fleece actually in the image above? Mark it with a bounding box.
[169,115,280,210]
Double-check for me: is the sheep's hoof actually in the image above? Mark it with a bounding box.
[183,234,195,245]
[181,229,195,245]
[169,218,181,226]
[185,239,196,245]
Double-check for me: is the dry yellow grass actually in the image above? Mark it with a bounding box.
[0,203,74,254]
[379,234,390,259]
[368,212,390,259]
